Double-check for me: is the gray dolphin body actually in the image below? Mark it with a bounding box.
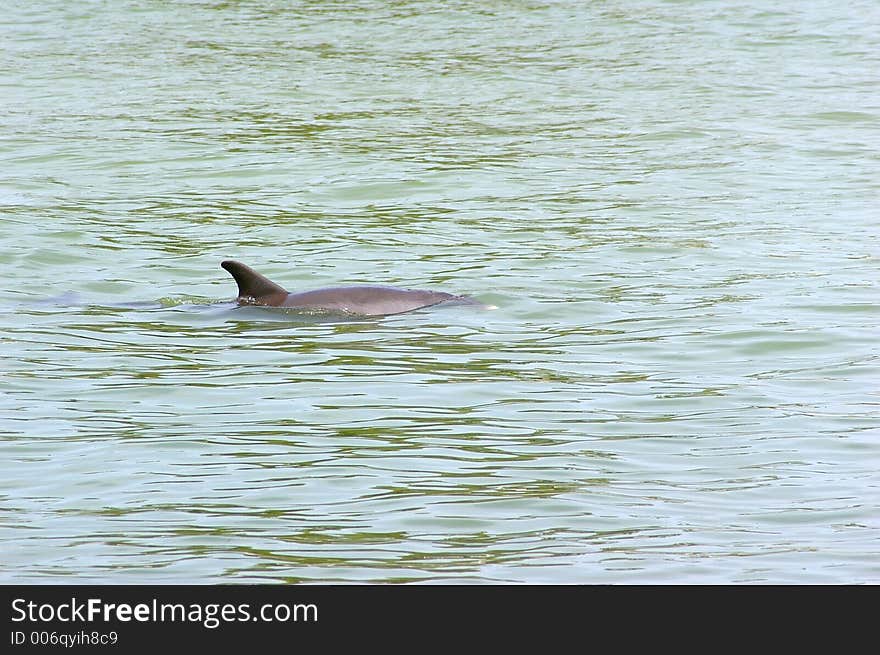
[221,260,483,316]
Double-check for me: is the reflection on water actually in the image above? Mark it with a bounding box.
[1,1,878,583]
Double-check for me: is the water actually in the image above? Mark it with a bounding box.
[1,0,878,583]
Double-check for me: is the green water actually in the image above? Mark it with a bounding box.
[1,1,878,583]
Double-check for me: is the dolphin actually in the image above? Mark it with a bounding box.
[221,260,487,316]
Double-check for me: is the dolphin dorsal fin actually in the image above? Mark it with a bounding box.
[221,260,288,300]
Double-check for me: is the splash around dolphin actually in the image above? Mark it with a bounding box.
[220,260,491,316]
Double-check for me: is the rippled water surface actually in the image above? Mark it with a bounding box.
[1,1,878,583]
